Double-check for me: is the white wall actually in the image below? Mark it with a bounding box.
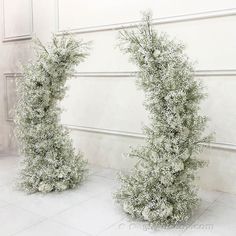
[1,0,236,193]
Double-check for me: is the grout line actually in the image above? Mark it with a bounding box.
[10,193,102,236]
[92,174,117,181]
[49,192,121,236]
[10,216,91,236]
[213,192,236,210]
[49,194,99,217]
[10,202,48,218]
[0,201,11,209]
[179,194,222,235]
[95,216,126,236]
[10,189,102,235]
[10,217,47,236]
[50,220,93,236]
[7,181,105,218]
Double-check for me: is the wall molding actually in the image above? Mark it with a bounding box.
[55,4,236,35]
[2,0,33,42]
[5,70,236,79]
[65,124,145,139]
[64,124,236,152]
[73,71,136,78]
[72,69,236,78]
[4,73,22,76]
[4,73,22,121]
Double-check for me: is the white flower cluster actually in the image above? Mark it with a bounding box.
[15,35,90,193]
[115,12,212,226]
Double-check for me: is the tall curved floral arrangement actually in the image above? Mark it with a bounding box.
[15,35,89,193]
[115,13,211,226]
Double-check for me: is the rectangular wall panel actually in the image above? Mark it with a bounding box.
[60,76,148,134]
[72,15,236,73]
[4,74,17,121]
[57,0,236,32]
[61,74,236,145]
[2,0,33,41]
[200,76,236,144]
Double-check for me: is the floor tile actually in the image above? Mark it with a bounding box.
[1,155,235,236]
[0,156,21,188]
[99,198,212,236]
[0,171,18,187]
[99,217,183,236]
[53,194,125,235]
[199,189,223,203]
[182,202,236,236]
[0,182,40,204]
[88,164,105,176]
[79,174,117,196]
[188,199,213,224]
[92,166,119,180]
[0,199,9,208]
[14,219,90,236]
[215,192,236,209]
[0,184,31,204]
[16,187,96,217]
[0,155,21,172]
[0,204,44,236]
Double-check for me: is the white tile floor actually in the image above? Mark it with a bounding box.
[0,155,236,236]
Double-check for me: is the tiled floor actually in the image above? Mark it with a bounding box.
[0,155,236,236]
